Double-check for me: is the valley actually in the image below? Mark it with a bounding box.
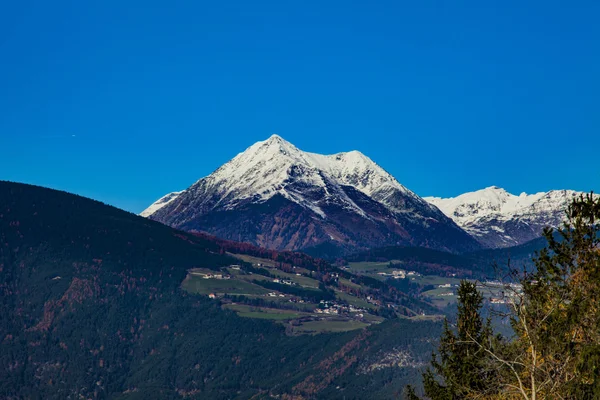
[181,253,420,334]
[179,248,521,334]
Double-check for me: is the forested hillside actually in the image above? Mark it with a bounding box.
[344,237,549,279]
[0,181,441,399]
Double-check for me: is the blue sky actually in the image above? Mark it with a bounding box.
[1,0,598,213]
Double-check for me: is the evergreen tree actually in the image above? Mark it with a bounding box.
[408,193,600,399]
[508,192,600,398]
[407,280,499,399]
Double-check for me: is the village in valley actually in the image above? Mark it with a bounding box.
[180,251,521,335]
[181,255,384,334]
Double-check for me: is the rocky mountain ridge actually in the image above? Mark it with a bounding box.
[143,135,480,254]
[425,186,592,248]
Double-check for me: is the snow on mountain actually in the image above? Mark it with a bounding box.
[145,135,439,220]
[425,187,589,248]
[140,191,183,217]
[143,135,480,254]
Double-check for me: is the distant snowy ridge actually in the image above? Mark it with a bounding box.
[425,187,593,248]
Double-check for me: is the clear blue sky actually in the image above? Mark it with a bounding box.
[1,0,598,213]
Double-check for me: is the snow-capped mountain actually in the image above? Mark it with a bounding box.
[425,186,590,248]
[143,135,480,255]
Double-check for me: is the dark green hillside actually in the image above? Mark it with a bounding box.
[468,235,549,270]
[346,238,551,279]
[346,246,484,278]
[0,181,440,399]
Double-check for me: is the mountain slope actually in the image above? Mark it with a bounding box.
[0,181,441,399]
[143,135,480,254]
[139,190,182,217]
[425,186,589,248]
[344,234,553,279]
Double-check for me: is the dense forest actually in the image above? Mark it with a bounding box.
[191,231,333,272]
[0,181,442,399]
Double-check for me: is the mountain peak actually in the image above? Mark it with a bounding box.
[247,134,302,159]
[262,134,295,149]
[150,135,419,213]
[333,149,369,162]
[266,133,285,142]
[141,136,480,254]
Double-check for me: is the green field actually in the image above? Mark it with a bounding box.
[345,263,468,310]
[229,253,278,267]
[182,275,270,295]
[361,313,385,323]
[223,304,305,320]
[421,287,458,308]
[335,290,377,310]
[338,277,362,289]
[183,255,455,326]
[270,269,321,288]
[229,253,321,288]
[290,319,369,334]
[347,261,400,273]
[411,275,462,286]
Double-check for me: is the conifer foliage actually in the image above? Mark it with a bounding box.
[408,193,600,399]
[406,281,499,399]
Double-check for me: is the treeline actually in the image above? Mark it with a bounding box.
[192,232,333,272]
[345,246,479,277]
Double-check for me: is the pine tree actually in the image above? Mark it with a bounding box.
[508,192,600,398]
[406,281,499,399]
[408,193,600,399]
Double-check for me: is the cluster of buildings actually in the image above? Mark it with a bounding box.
[315,300,366,315]
[193,272,232,280]
[376,269,422,280]
[437,283,456,288]
[272,278,295,285]
[365,295,382,306]
[288,298,306,304]
[437,283,456,296]
[377,270,407,279]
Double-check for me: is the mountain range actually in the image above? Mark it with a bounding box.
[143,135,589,253]
[0,142,590,398]
[425,187,591,248]
[143,135,480,255]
